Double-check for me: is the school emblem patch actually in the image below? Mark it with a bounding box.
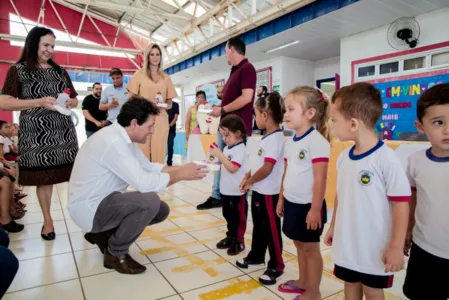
[359,170,374,186]
[208,155,215,161]
[227,155,232,161]
[257,148,263,156]
[298,150,307,160]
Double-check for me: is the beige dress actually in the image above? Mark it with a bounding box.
[127,69,177,163]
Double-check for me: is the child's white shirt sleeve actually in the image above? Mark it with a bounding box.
[406,155,416,190]
[381,151,411,202]
[310,137,330,163]
[229,145,245,168]
[264,137,283,164]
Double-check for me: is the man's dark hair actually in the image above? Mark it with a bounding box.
[227,37,246,55]
[416,83,449,122]
[117,96,160,127]
[109,68,123,77]
[92,82,101,89]
[260,86,268,94]
[196,90,206,99]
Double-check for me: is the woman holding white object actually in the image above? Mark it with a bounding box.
[0,27,78,238]
[127,44,177,163]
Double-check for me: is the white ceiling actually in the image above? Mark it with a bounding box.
[171,0,449,85]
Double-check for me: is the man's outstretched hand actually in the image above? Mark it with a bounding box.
[181,163,208,181]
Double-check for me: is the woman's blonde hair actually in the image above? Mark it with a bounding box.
[144,43,164,82]
[286,86,331,141]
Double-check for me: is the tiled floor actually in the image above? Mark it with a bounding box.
[5,180,409,300]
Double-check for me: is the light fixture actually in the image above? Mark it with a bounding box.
[264,41,300,54]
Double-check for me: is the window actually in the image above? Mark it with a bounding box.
[256,68,272,92]
[431,51,449,67]
[358,65,375,77]
[379,62,399,75]
[404,57,425,71]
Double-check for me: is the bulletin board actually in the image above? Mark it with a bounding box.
[372,73,449,140]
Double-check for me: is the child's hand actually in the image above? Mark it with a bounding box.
[241,182,252,193]
[239,176,248,193]
[324,226,334,246]
[306,208,322,230]
[403,230,413,256]
[383,247,404,273]
[1,167,9,176]
[276,201,284,218]
[209,142,222,157]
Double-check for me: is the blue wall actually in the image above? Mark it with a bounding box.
[165,0,358,76]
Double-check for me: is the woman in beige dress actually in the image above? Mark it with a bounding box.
[127,44,177,163]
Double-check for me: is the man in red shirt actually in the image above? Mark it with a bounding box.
[197,37,257,210]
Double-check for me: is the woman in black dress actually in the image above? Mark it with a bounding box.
[0,27,78,239]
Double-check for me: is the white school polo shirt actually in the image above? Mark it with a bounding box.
[250,129,285,195]
[283,127,330,204]
[407,149,449,259]
[332,141,411,276]
[220,141,248,196]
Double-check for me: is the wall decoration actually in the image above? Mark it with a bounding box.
[373,72,449,140]
[196,83,221,105]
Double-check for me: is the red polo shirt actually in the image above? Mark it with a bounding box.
[222,58,257,136]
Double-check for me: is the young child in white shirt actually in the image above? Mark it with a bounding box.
[325,82,410,299]
[277,86,331,299]
[402,83,449,300]
[209,115,249,256]
[237,92,285,285]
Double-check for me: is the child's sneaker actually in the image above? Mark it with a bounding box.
[216,237,234,249]
[236,257,265,269]
[259,268,284,285]
[227,241,245,256]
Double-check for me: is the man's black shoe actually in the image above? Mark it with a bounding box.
[196,197,221,210]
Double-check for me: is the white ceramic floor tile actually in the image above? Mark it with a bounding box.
[75,243,150,277]
[82,264,176,300]
[9,234,72,261]
[65,218,83,233]
[19,210,65,225]
[4,280,84,300]
[155,250,244,293]
[172,214,225,232]
[161,296,182,300]
[69,231,96,252]
[7,253,78,293]
[188,226,228,249]
[8,221,68,241]
[168,203,209,221]
[138,220,184,240]
[137,232,209,262]
[181,275,279,299]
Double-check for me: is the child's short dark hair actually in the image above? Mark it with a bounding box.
[255,91,285,124]
[331,82,383,128]
[219,114,247,144]
[196,90,206,99]
[416,83,449,122]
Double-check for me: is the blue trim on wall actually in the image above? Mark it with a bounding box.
[165,0,358,75]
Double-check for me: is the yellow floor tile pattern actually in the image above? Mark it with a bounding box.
[4,182,408,300]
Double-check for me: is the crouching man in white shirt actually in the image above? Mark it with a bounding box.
[68,96,207,275]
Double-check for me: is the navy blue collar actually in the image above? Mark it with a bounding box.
[426,148,449,162]
[293,127,314,142]
[228,140,244,150]
[349,140,384,160]
[261,129,282,140]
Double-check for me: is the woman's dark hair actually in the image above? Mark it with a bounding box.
[260,86,268,94]
[219,115,248,144]
[196,90,206,99]
[0,120,7,129]
[117,96,160,127]
[18,27,60,70]
[255,91,285,124]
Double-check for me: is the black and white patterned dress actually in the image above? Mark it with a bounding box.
[2,63,79,186]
